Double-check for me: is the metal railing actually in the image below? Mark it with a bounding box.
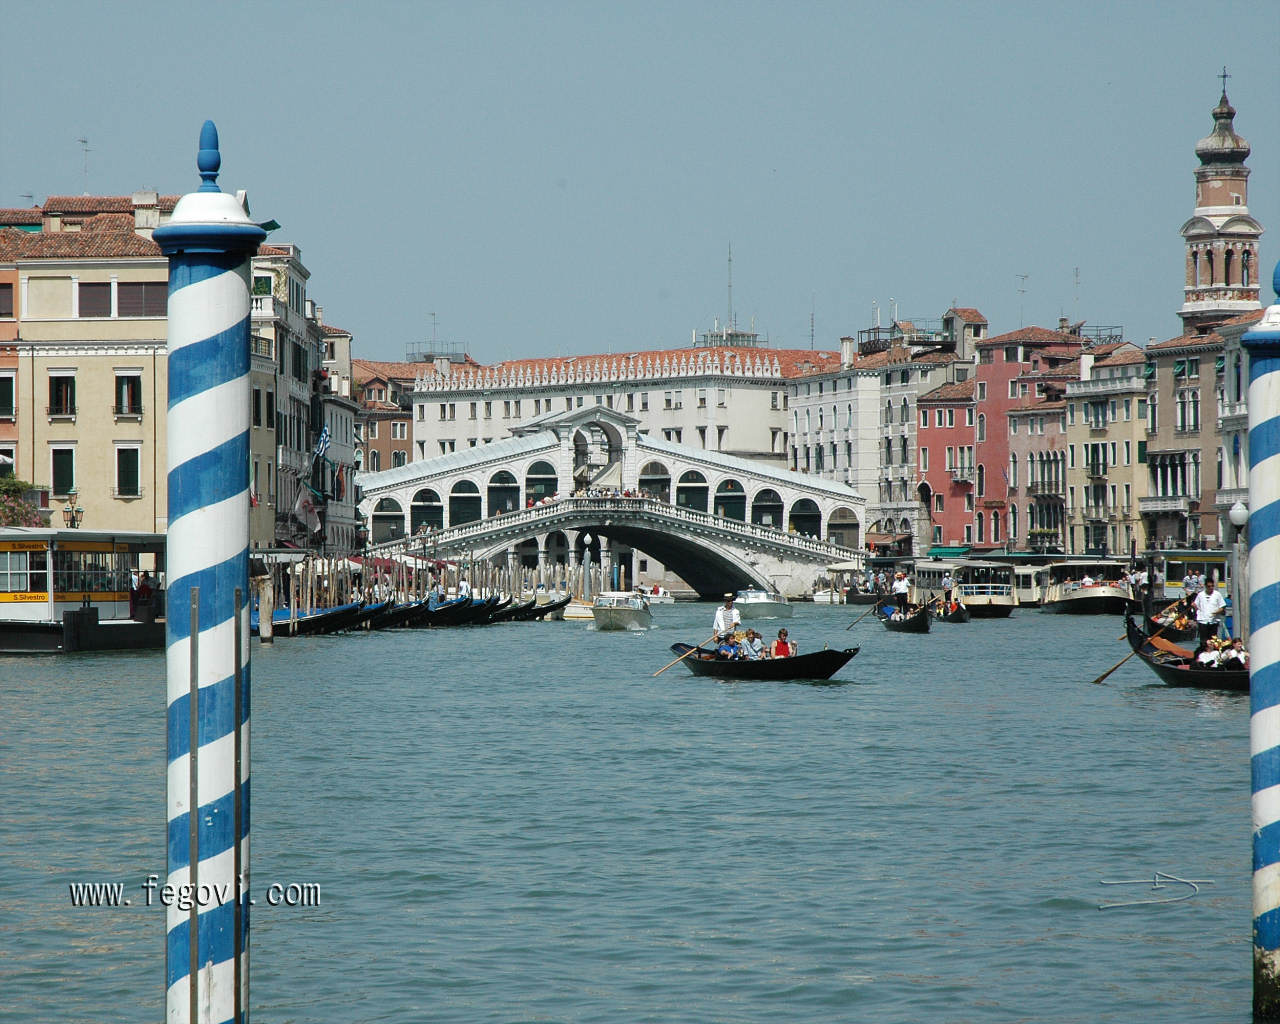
[47,404,76,417]
[113,404,144,417]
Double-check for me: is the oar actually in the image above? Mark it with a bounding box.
[1091,620,1174,685]
[846,602,882,629]
[653,634,719,677]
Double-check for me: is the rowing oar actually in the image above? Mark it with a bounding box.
[1116,599,1181,641]
[1090,620,1174,686]
[653,634,719,677]
[845,601,882,629]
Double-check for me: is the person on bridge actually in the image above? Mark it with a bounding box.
[713,593,740,641]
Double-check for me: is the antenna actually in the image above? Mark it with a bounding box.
[19,193,33,207]
[429,312,438,346]
[889,297,897,325]
[77,137,91,192]
[810,292,815,350]
[1016,274,1029,328]
[1073,267,1080,322]
[727,242,734,332]
[872,300,879,328]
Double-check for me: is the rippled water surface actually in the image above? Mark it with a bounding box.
[1,603,1253,1022]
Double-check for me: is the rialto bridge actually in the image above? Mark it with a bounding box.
[355,406,866,598]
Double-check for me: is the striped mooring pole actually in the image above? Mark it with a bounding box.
[154,122,265,1024]
[1245,259,1280,1017]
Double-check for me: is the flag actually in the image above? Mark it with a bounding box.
[334,464,346,502]
[292,487,321,534]
[314,424,331,459]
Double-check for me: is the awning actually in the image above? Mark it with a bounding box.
[866,532,910,546]
[826,560,863,572]
[926,546,971,558]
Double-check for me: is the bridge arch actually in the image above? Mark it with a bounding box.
[789,498,821,537]
[828,505,860,548]
[411,488,443,533]
[751,488,783,528]
[525,460,558,503]
[372,497,404,543]
[639,461,671,502]
[449,479,482,526]
[676,470,708,512]
[714,477,746,521]
[488,470,520,517]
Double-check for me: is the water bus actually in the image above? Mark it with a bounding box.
[0,528,165,652]
[1038,560,1133,614]
[911,559,1018,618]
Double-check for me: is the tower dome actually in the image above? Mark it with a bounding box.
[1195,89,1250,166]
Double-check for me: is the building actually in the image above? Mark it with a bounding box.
[353,359,420,474]
[1178,83,1263,335]
[916,377,976,547]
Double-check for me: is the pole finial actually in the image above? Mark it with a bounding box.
[197,120,221,192]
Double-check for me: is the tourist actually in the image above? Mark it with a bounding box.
[743,629,765,660]
[713,593,740,641]
[1221,637,1249,671]
[1081,572,1095,587]
[770,628,796,658]
[1191,578,1227,645]
[1195,642,1221,669]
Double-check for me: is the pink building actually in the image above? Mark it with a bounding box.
[916,378,976,548]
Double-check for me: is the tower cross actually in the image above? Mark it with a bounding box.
[1219,66,1230,94]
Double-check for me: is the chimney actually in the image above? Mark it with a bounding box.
[132,190,160,236]
[1058,316,1069,332]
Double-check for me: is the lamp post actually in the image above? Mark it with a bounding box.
[62,489,83,529]
[1229,500,1248,643]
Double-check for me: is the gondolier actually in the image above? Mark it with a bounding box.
[713,593,741,640]
[892,572,910,613]
[1191,578,1227,645]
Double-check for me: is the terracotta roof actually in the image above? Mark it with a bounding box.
[918,378,976,403]
[1147,331,1223,352]
[361,400,406,413]
[848,347,955,371]
[352,358,433,384]
[0,207,41,225]
[945,307,987,323]
[0,216,161,260]
[1021,357,1081,380]
[257,244,293,257]
[1218,309,1266,327]
[1009,397,1065,413]
[977,326,1084,348]
[42,194,179,214]
[1093,346,1146,367]
[474,346,842,381]
[319,323,351,337]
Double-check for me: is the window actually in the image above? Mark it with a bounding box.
[935,410,943,427]
[392,422,407,440]
[921,409,929,428]
[470,402,477,419]
[640,393,649,412]
[934,525,943,544]
[0,282,13,318]
[1010,416,1018,434]
[79,282,111,317]
[1009,379,1018,399]
[976,413,985,440]
[0,374,14,418]
[935,494,944,512]
[946,409,955,428]
[1004,345,1020,363]
[368,420,378,439]
[976,381,987,401]
[114,373,142,416]
[920,447,929,471]
[770,391,779,410]
[48,373,76,417]
[115,446,141,497]
[368,450,381,471]
[945,446,954,469]
[115,281,166,316]
[979,348,994,364]
[697,389,707,408]
[392,451,407,467]
[484,401,493,418]
[52,446,75,496]
[1009,454,1018,488]
[253,275,272,296]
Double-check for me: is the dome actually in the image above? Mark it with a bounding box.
[1195,91,1250,166]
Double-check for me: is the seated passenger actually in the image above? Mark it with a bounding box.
[1195,643,1221,669]
[1220,637,1249,670]
[743,629,765,660]
[770,628,796,658]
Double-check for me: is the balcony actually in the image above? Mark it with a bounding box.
[949,465,973,484]
[1218,399,1247,430]
[251,294,281,318]
[1082,504,1118,521]
[1085,463,1108,480]
[1067,375,1145,397]
[1215,487,1249,511]
[1026,481,1063,497]
[1139,495,1190,515]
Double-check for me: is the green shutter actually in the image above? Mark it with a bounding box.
[1173,359,1186,377]
[1143,363,1155,380]
[1137,440,1147,464]
[1215,356,1225,373]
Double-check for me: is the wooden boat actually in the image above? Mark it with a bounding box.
[734,587,793,619]
[252,600,366,637]
[846,592,882,606]
[521,593,572,621]
[877,604,931,633]
[488,596,537,623]
[1125,597,1198,645]
[667,642,858,681]
[1124,617,1248,692]
[591,591,652,630]
[933,599,970,623]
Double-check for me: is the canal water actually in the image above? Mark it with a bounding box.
[1,603,1251,1022]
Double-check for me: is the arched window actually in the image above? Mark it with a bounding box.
[992,512,1001,543]
[977,413,986,442]
[410,488,443,532]
[789,498,821,537]
[487,470,520,516]
[676,470,708,512]
[885,400,893,424]
[714,478,746,520]
[1010,504,1019,540]
[1009,453,1018,488]
[368,449,381,472]
[1224,249,1234,287]
[976,511,985,543]
[392,450,407,467]
[1244,251,1252,287]
[525,460,558,502]
[977,464,986,497]
[900,397,909,422]
[371,497,404,543]
[448,479,482,526]
[638,461,671,502]
[751,488,784,528]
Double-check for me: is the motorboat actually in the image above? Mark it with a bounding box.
[734,588,793,619]
[590,591,652,630]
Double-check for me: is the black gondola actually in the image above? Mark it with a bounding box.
[488,596,537,624]
[520,594,573,621]
[1125,597,1198,645]
[667,643,858,681]
[877,604,931,633]
[933,600,970,623]
[1124,617,1248,692]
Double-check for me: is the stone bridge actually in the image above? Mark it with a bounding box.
[356,405,866,597]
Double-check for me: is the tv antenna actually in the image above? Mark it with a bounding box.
[810,292,815,350]
[1016,274,1029,327]
[1073,267,1080,322]
[726,242,734,331]
[76,137,91,192]
[429,311,438,346]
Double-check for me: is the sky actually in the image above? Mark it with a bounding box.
[3,1,1277,364]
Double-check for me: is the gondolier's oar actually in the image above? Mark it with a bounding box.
[653,634,719,676]
[845,602,882,629]
[1091,621,1174,686]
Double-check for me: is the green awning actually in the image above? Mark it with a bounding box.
[1143,363,1156,379]
[1173,359,1186,377]
[1215,356,1225,373]
[926,546,972,558]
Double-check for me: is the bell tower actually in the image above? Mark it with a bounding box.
[1178,70,1263,335]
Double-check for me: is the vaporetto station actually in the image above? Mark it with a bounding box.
[356,406,865,598]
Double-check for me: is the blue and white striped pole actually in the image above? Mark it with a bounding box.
[1244,259,1280,1017]
[154,122,265,1024]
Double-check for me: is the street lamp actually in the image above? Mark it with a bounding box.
[1230,500,1249,642]
[62,489,84,529]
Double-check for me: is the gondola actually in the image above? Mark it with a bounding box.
[933,600,970,624]
[251,600,365,638]
[667,643,858,681]
[488,596,537,624]
[1124,597,1198,645]
[876,603,931,634]
[1124,617,1248,692]
[519,593,573,621]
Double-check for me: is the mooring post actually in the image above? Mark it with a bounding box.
[154,121,265,1024]
[1243,260,1280,1018]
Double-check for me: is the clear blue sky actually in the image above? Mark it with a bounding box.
[3,1,1277,362]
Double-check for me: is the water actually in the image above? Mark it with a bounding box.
[1,604,1252,1022]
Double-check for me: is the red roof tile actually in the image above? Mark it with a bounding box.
[43,194,180,214]
[0,207,42,225]
[1093,345,1146,367]
[978,326,1084,348]
[919,378,976,403]
[470,346,842,381]
[1147,331,1223,351]
[0,216,161,260]
[352,358,434,385]
[945,307,987,323]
